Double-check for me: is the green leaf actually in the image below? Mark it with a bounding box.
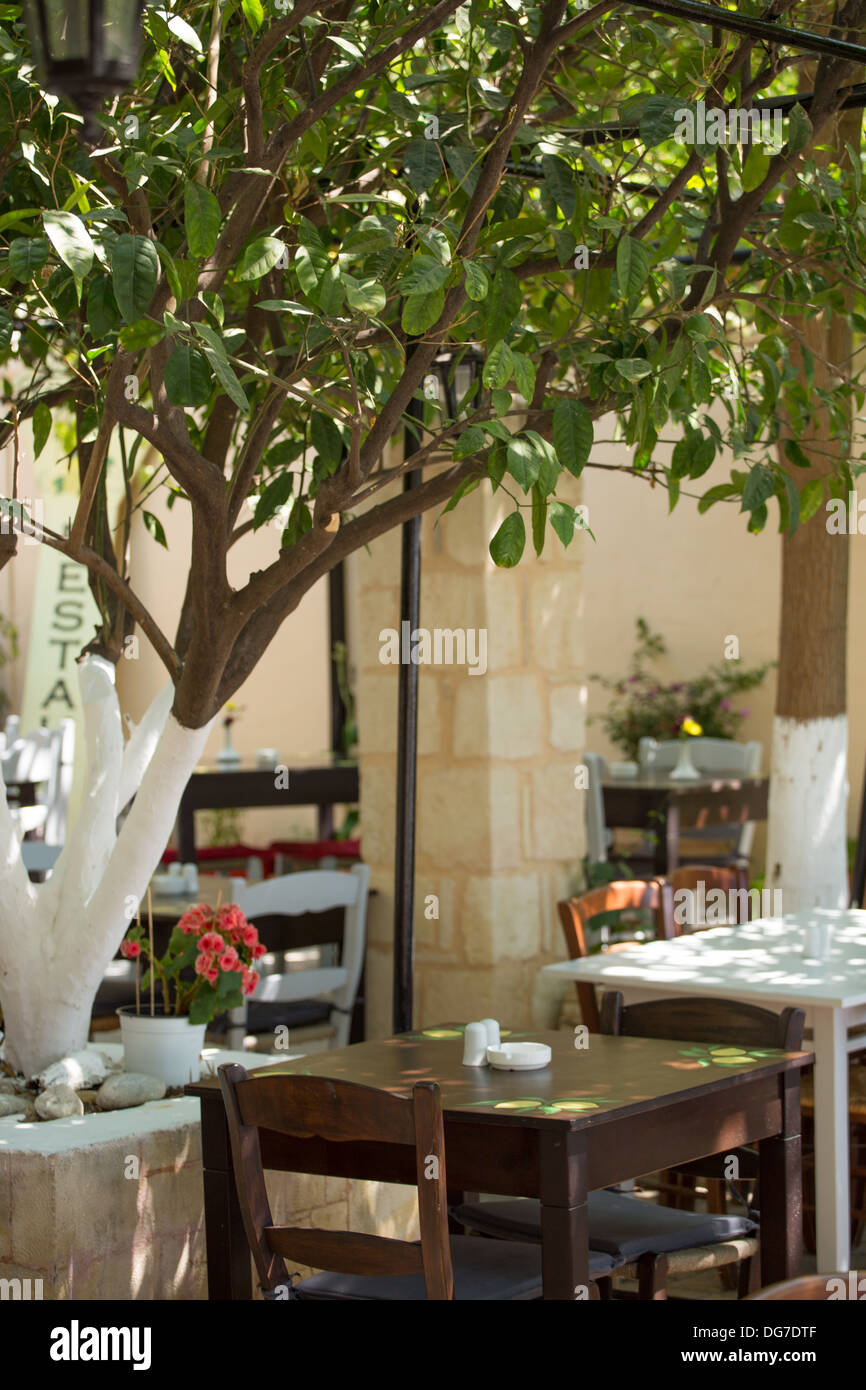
[463,259,490,301]
[401,254,450,295]
[119,318,165,351]
[782,471,800,537]
[783,439,811,469]
[489,511,525,568]
[8,237,48,281]
[0,309,11,351]
[184,181,221,258]
[747,502,768,534]
[343,275,386,314]
[506,437,539,492]
[310,412,344,470]
[698,482,739,514]
[403,138,442,193]
[155,7,202,51]
[531,484,547,556]
[241,0,263,30]
[32,401,51,460]
[742,464,776,513]
[541,155,576,220]
[440,475,481,515]
[511,352,535,401]
[615,358,653,381]
[342,215,399,257]
[799,477,825,523]
[236,236,286,282]
[639,93,684,147]
[487,443,507,490]
[43,210,94,292]
[418,226,451,265]
[284,499,313,547]
[111,234,159,323]
[787,102,812,155]
[482,340,514,389]
[86,276,120,338]
[453,425,487,459]
[143,510,168,547]
[741,144,770,192]
[553,399,593,477]
[196,336,249,414]
[615,235,651,304]
[163,347,211,407]
[484,269,521,344]
[254,471,293,529]
[401,288,444,334]
[549,499,577,547]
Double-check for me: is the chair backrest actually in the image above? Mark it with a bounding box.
[558,880,675,1032]
[747,1273,865,1301]
[667,863,752,928]
[599,991,805,1050]
[1,717,75,844]
[218,1064,454,1298]
[582,752,610,862]
[236,864,370,1046]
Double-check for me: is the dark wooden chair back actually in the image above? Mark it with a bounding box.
[218,1064,453,1298]
[667,863,752,928]
[599,992,805,1051]
[748,1273,865,1300]
[557,880,675,1032]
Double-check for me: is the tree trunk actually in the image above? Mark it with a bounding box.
[0,658,213,1077]
[767,317,850,912]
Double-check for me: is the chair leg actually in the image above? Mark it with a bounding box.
[675,1172,698,1213]
[706,1178,727,1215]
[637,1252,668,1300]
[737,1249,761,1299]
[595,1276,613,1300]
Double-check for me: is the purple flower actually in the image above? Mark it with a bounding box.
[719,698,731,711]
[739,707,750,719]
[628,675,640,683]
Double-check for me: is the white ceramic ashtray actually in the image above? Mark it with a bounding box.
[486,1042,552,1071]
[150,873,180,896]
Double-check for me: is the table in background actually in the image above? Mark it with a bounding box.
[601,774,769,873]
[176,759,359,862]
[544,909,866,1273]
[188,1024,807,1300]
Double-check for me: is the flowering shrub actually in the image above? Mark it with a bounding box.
[120,903,267,1025]
[590,619,772,761]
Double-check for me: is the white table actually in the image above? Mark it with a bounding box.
[543,909,866,1273]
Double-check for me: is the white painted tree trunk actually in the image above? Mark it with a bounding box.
[0,657,214,1078]
[765,714,849,913]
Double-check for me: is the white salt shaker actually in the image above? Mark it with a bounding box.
[804,922,828,960]
[183,863,199,895]
[481,1018,501,1047]
[462,1022,489,1066]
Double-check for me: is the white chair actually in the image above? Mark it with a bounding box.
[638,737,762,860]
[1,716,75,871]
[583,751,612,862]
[227,863,370,1050]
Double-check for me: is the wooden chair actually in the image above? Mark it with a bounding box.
[228,864,370,1049]
[217,1063,567,1300]
[667,863,752,931]
[557,879,675,1032]
[748,1273,865,1300]
[638,736,762,865]
[801,1059,866,1253]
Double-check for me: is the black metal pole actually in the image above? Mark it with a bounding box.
[850,756,866,909]
[627,0,866,64]
[328,563,347,757]
[392,395,424,1035]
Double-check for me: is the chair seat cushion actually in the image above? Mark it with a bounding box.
[454,1192,757,1262]
[294,1235,617,1300]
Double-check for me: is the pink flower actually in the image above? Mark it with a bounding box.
[121,939,141,959]
[195,951,214,976]
[241,967,260,997]
[241,924,259,947]
[199,931,225,954]
[178,906,212,935]
[252,942,267,959]
[217,905,246,934]
[219,947,240,972]
[205,967,219,985]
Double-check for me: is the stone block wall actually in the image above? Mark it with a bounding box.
[348,473,587,1038]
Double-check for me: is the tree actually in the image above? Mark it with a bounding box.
[1,0,866,1074]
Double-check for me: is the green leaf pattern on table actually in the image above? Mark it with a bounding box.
[673,1044,785,1068]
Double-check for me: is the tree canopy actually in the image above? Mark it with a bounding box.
[0,0,865,726]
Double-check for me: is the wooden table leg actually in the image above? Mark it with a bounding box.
[663,803,680,873]
[200,1095,253,1299]
[812,1006,850,1271]
[758,1071,802,1286]
[539,1128,589,1300]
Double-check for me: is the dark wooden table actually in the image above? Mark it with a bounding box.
[177,760,359,862]
[188,1023,808,1300]
[602,775,769,873]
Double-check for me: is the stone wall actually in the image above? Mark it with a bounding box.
[349,474,587,1039]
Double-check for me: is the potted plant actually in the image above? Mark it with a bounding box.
[669,715,703,781]
[117,903,267,1086]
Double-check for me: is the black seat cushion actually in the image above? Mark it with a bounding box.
[454,1192,757,1261]
[294,1235,618,1300]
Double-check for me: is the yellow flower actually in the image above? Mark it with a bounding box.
[681,717,702,737]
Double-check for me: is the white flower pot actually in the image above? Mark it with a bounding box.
[117,1007,207,1087]
[668,741,701,781]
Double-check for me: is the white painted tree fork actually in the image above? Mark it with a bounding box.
[0,656,213,1078]
[765,714,849,913]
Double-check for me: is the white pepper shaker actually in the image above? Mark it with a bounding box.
[462,1022,489,1066]
[481,1018,501,1047]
